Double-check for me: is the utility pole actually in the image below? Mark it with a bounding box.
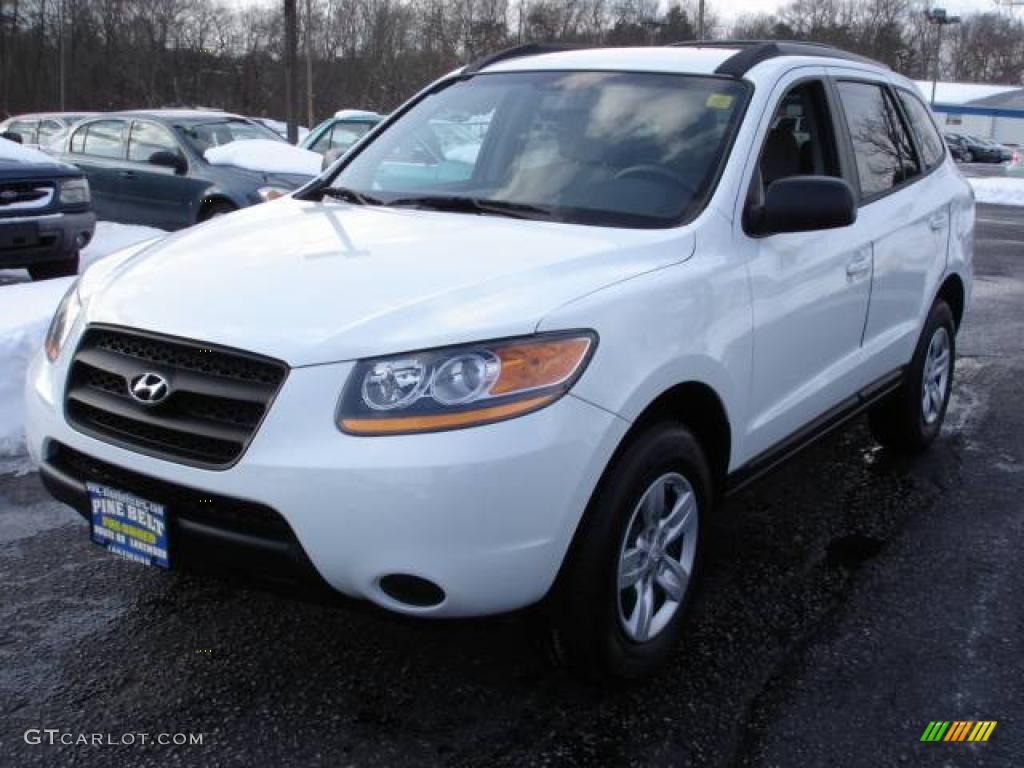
[305,0,313,129]
[58,0,65,110]
[697,0,705,41]
[284,0,298,143]
[924,8,960,107]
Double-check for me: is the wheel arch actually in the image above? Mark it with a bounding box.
[936,272,965,330]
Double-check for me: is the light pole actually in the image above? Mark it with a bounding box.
[284,0,298,143]
[924,8,961,107]
[697,0,705,41]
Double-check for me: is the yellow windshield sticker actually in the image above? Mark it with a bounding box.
[706,93,734,110]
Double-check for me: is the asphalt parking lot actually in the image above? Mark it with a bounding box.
[1,203,1021,767]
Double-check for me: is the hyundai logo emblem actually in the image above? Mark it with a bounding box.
[129,372,171,404]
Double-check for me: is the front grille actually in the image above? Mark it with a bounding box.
[65,326,288,468]
[0,181,54,211]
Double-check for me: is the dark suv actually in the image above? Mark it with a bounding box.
[1,138,95,280]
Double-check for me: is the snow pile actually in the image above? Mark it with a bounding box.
[0,137,56,165]
[968,177,1024,207]
[81,222,163,271]
[0,223,164,458]
[0,278,73,456]
[205,139,320,176]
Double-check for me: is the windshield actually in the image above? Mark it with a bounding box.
[324,71,748,228]
[177,117,283,153]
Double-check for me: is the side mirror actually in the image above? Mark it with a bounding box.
[149,150,186,174]
[321,147,344,171]
[1,130,23,144]
[747,176,856,236]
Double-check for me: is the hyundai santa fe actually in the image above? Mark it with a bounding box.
[26,41,973,681]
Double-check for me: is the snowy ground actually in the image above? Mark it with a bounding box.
[968,176,1024,207]
[0,222,164,457]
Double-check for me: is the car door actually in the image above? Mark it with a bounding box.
[122,119,199,229]
[737,70,874,458]
[829,73,950,381]
[65,119,130,221]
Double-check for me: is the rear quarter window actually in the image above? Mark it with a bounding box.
[896,90,946,170]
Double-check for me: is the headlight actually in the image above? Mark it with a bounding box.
[44,280,84,362]
[257,186,289,202]
[338,331,597,435]
[58,178,90,205]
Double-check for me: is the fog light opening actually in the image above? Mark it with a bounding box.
[379,574,446,608]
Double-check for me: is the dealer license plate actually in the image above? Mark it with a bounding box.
[87,482,169,568]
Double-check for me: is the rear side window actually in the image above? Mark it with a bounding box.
[78,120,127,159]
[896,90,946,170]
[836,81,920,199]
[37,119,63,146]
[8,119,38,143]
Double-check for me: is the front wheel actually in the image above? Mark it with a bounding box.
[548,423,712,682]
[869,300,956,453]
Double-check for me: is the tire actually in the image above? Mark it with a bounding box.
[548,423,713,683]
[868,300,956,453]
[201,201,236,220]
[28,251,79,281]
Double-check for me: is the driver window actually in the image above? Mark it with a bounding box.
[753,80,840,204]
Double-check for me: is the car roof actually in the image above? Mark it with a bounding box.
[469,41,889,79]
[100,109,247,122]
[5,111,97,121]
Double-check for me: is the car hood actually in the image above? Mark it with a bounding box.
[84,198,694,366]
[210,163,313,190]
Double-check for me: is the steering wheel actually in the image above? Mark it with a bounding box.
[614,164,695,196]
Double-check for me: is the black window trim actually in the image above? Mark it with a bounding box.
[126,118,188,171]
[831,76,928,208]
[71,118,130,160]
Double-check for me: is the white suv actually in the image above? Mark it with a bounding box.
[26,42,973,680]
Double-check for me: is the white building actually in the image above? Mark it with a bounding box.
[915,80,1024,145]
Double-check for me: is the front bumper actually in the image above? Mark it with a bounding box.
[26,342,628,617]
[0,210,96,268]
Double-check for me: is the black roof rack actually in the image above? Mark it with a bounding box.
[462,40,887,79]
[462,43,584,75]
[670,40,888,77]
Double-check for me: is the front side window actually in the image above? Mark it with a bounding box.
[897,90,946,170]
[80,120,127,159]
[177,118,282,154]
[128,121,181,163]
[836,81,920,199]
[327,71,749,228]
[756,80,840,192]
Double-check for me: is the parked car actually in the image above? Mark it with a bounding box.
[56,110,314,230]
[1,137,94,280]
[977,137,1014,163]
[28,42,972,681]
[944,133,1010,163]
[0,112,97,152]
[300,109,383,166]
[943,133,970,163]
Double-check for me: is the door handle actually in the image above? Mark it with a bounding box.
[119,170,137,179]
[928,213,947,231]
[846,250,872,278]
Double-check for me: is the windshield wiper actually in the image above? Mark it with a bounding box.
[317,187,383,206]
[385,195,556,221]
